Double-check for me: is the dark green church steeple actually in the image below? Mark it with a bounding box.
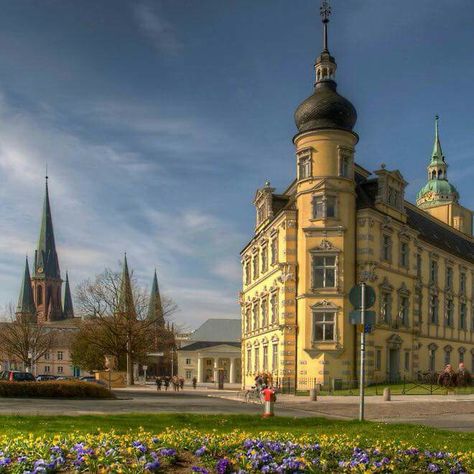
[147,269,165,326]
[63,272,74,319]
[118,253,136,318]
[34,177,60,279]
[16,256,36,318]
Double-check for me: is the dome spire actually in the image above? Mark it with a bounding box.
[431,114,444,163]
[320,0,331,52]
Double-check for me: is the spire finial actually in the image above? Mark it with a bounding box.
[320,0,332,51]
[45,162,48,181]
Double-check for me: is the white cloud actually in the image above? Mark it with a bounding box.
[132,2,181,54]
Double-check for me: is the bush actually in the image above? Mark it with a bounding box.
[0,380,115,399]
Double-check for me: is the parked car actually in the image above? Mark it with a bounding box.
[56,376,76,381]
[1,371,36,382]
[79,376,107,387]
[36,374,58,382]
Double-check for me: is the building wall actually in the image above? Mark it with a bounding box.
[241,141,474,390]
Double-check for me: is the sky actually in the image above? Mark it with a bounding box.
[0,0,473,330]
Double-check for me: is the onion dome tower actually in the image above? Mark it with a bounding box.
[416,116,459,209]
[294,1,357,134]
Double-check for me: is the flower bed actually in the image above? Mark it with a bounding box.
[0,428,471,473]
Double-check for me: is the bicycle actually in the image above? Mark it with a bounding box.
[244,386,263,404]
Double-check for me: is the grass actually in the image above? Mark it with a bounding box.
[2,414,473,452]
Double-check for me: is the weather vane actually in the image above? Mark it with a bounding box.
[320,1,331,24]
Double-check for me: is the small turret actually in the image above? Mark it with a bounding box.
[63,272,74,319]
[16,257,36,321]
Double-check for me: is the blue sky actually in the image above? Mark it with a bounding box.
[0,0,473,329]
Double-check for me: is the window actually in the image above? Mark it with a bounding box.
[460,303,467,330]
[312,255,336,288]
[247,348,252,373]
[245,262,251,285]
[399,296,409,326]
[185,358,191,365]
[185,370,192,379]
[416,253,422,278]
[271,238,278,265]
[252,305,259,330]
[428,348,436,371]
[313,312,336,342]
[262,346,268,371]
[446,299,454,327]
[270,293,278,324]
[57,366,63,374]
[44,366,50,373]
[245,308,251,332]
[387,186,400,207]
[37,286,43,305]
[430,295,439,324]
[257,204,265,225]
[459,348,465,364]
[312,195,336,219]
[254,347,259,373]
[382,235,392,262]
[381,292,392,323]
[460,272,467,295]
[400,242,409,268]
[272,344,278,372]
[261,299,268,327]
[375,350,382,371]
[444,348,451,366]
[404,352,410,372]
[57,351,63,361]
[252,253,259,279]
[339,155,350,177]
[430,260,438,284]
[261,246,268,273]
[298,154,311,179]
[44,352,50,360]
[446,267,453,289]
[206,360,212,366]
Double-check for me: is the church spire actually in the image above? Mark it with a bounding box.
[16,256,36,319]
[63,271,74,319]
[431,114,444,163]
[314,0,337,85]
[147,269,165,326]
[34,176,60,279]
[118,253,136,318]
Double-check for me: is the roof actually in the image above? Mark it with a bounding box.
[356,178,474,263]
[179,341,241,351]
[16,257,36,315]
[188,318,241,343]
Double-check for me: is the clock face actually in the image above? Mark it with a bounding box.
[37,267,44,274]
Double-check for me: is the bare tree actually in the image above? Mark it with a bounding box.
[0,305,54,371]
[72,268,177,385]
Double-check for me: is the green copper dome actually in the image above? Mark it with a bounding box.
[416,179,459,201]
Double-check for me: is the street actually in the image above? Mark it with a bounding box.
[1,387,474,432]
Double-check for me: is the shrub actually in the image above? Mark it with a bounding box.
[0,380,115,399]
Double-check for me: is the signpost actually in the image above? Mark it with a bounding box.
[349,282,376,422]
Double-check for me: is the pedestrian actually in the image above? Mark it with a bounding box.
[192,376,197,389]
[155,377,162,391]
[438,364,457,392]
[164,376,170,391]
[456,362,472,388]
[179,377,184,390]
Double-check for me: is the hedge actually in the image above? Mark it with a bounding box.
[0,381,115,399]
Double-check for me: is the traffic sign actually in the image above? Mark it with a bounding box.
[349,310,376,326]
[349,284,376,309]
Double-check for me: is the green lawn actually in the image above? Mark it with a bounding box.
[2,414,473,452]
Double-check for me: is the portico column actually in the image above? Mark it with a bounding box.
[214,359,218,383]
[229,358,235,384]
[197,355,203,383]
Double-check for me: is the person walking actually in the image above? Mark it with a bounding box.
[163,376,170,391]
[438,364,457,393]
[192,376,197,389]
[179,377,184,390]
[456,362,472,388]
[155,377,162,391]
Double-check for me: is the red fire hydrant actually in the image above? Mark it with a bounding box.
[261,387,276,418]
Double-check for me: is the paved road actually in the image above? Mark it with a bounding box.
[1,388,473,431]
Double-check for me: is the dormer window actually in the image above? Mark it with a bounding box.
[297,150,312,180]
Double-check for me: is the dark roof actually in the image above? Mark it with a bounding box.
[189,318,241,342]
[356,178,474,263]
[179,341,241,351]
[272,194,290,215]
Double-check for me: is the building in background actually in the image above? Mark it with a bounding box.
[240,4,474,390]
[177,319,241,384]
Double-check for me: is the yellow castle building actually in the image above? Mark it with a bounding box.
[240,4,474,390]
